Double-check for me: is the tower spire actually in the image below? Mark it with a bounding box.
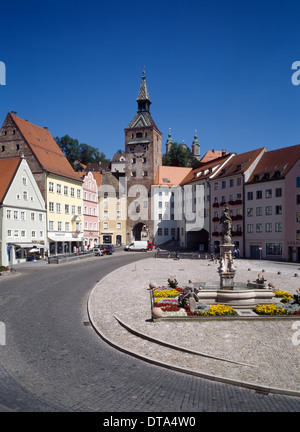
[136,68,151,112]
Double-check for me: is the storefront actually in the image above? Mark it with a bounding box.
[48,233,84,255]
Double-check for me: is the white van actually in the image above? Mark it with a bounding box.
[124,241,149,251]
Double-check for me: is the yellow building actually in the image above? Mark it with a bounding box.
[98,172,126,246]
[47,174,83,254]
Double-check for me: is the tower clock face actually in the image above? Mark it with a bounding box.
[134,144,145,158]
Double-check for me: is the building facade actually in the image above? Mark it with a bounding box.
[81,171,99,249]
[0,157,47,266]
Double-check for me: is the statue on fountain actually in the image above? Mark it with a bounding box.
[218,205,236,289]
[220,205,232,245]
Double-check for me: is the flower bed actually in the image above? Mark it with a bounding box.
[0,266,8,272]
[151,280,300,319]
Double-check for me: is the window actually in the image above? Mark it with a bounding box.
[117,222,121,230]
[39,231,44,238]
[104,210,108,219]
[57,222,62,231]
[296,177,300,187]
[49,202,54,212]
[65,222,70,231]
[247,224,253,233]
[49,221,54,230]
[22,177,27,185]
[265,206,272,215]
[21,230,26,237]
[23,191,28,201]
[65,204,69,214]
[266,243,282,256]
[265,223,272,232]
[171,228,175,236]
[77,189,81,198]
[221,180,226,189]
[64,186,68,196]
[256,190,262,199]
[49,182,54,192]
[31,231,36,238]
[117,211,121,219]
[297,195,300,205]
[143,171,148,177]
[56,203,61,213]
[21,211,25,221]
[158,201,162,208]
[7,230,12,237]
[77,206,81,215]
[247,208,253,217]
[14,230,19,237]
[296,212,300,223]
[214,182,218,190]
[275,188,282,197]
[103,222,108,229]
[1,146,5,152]
[247,191,253,200]
[256,207,262,216]
[70,187,75,197]
[158,228,162,236]
[275,222,282,232]
[229,179,234,187]
[275,205,282,215]
[56,184,61,194]
[237,177,242,186]
[256,223,263,233]
[265,189,272,198]
[6,209,11,219]
[164,228,169,236]
[71,205,76,214]
[30,212,35,221]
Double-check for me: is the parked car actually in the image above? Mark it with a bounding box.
[100,244,114,255]
[93,246,103,256]
[124,241,152,251]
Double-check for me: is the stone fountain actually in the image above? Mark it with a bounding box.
[185,205,275,309]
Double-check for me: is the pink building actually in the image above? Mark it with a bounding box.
[82,171,99,248]
[210,148,265,257]
[245,144,300,262]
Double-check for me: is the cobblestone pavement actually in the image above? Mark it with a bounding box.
[89,256,300,396]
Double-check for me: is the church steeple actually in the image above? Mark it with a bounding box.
[136,69,151,113]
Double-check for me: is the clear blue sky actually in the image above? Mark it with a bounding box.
[1,0,300,160]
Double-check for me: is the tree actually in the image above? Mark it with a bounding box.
[162,142,190,167]
[55,135,109,169]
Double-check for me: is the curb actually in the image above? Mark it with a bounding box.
[87,285,300,399]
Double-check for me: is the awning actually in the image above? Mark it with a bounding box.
[13,243,45,248]
[48,236,84,242]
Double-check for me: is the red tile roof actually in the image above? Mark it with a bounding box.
[181,154,233,185]
[200,150,227,163]
[0,157,21,203]
[212,148,266,179]
[10,113,81,182]
[247,144,300,183]
[154,166,192,186]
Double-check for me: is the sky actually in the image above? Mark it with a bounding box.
[1,0,300,161]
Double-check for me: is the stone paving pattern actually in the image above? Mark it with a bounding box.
[89,257,300,395]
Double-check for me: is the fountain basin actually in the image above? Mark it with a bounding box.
[186,283,275,308]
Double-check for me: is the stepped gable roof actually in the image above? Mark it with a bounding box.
[246,144,300,184]
[180,154,232,185]
[0,157,21,203]
[212,148,266,179]
[154,166,192,187]
[10,113,81,182]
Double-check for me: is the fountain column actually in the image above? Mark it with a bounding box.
[218,205,236,290]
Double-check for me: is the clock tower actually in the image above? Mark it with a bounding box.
[125,70,162,243]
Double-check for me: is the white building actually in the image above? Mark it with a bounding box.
[0,157,47,266]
